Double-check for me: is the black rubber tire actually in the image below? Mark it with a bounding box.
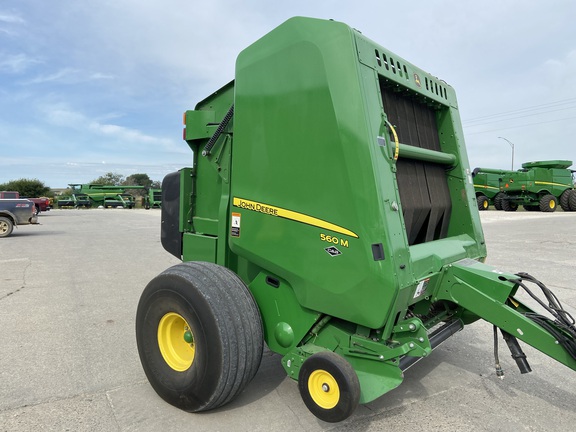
[136,261,263,412]
[0,216,14,238]
[501,199,518,212]
[560,190,572,211]
[298,351,360,423]
[539,194,557,212]
[476,195,489,211]
[494,193,504,210]
[569,190,576,211]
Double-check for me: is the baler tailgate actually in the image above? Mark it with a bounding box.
[381,83,452,246]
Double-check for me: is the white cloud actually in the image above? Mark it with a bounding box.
[38,101,183,155]
[539,50,576,97]
[0,52,40,73]
[0,10,25,37]
[42,103,85,125]
[23,68,78,84]
[22,67,114,85]
[89,122,170,146]
[0,12,24,24]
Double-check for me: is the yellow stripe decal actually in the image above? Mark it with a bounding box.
[474,184,500,191]
[534,181,571,188]
[232,197,359,238]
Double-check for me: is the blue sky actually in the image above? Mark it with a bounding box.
[1,0,575,188]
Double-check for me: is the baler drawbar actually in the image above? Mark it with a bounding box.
[136,17,576,423]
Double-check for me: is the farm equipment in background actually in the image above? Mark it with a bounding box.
[472,169,506,210]
[144,188,162,209]
[135,17,576,423]
[67,184,147,208]
[57,194,92,209]
[473,160,576,212]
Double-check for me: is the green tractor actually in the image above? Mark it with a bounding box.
[135,17,576,422]
[473,161,576,212]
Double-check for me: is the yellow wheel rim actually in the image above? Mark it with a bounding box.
[308,369,340,409]
[483,200,488,209]
[550,200,556,209]
[157,312,195,372]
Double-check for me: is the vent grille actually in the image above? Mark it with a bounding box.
[374,49,448,100]
[424,77,448,99]
[375,49,410,81]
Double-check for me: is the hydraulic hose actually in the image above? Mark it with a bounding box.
[202,104,234,156]
[385,120,399,161]
[501,330,532,374]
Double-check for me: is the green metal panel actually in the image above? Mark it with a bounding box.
[248,272,320,355]
[522,160,572,169]
[183,82,234,241]
[229,17,483,329]
[473,171,504,200]
[182,232,217,263]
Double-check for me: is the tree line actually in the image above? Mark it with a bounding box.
[0,172,162,198]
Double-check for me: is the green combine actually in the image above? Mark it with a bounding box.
[473,160,576,212]
[135,17,576,422]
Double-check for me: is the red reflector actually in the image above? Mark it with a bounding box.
[183,128,186,140]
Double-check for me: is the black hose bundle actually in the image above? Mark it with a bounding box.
[513,272,576,360]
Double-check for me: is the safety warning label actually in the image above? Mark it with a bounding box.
[231,212,241,237]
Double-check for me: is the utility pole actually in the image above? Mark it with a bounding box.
[498,137,515,170]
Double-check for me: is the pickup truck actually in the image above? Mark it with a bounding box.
[0,191,51,213]
[0,199,39,237]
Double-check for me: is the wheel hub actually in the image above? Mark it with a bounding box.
[157,312,195,372]
[308,369,340,409]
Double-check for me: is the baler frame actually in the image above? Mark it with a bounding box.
[136,16,576,423]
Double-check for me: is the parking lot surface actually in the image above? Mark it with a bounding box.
[1,209,575,431]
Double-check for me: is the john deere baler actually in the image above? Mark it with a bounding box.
[136,17,576,423]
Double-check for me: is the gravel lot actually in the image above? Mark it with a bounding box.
[0,208,575,431]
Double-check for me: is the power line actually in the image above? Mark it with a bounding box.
[464,105,576,128]
[463,97,576,125]
[464,114,576,136]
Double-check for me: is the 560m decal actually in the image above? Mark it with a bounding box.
[232,197,358,238]
[320,233,349,248]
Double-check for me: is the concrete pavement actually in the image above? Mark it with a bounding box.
[1,209,575,431]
